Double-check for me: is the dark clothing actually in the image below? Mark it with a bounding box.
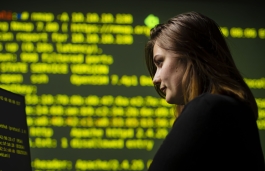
[148,93,265,170]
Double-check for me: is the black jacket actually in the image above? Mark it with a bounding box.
[148,93,265,170]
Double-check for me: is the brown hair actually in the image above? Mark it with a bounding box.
[145,11,258,119]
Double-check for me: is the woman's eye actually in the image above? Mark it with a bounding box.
[154,60,163,67]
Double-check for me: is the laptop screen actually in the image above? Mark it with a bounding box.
[0,88,32,171]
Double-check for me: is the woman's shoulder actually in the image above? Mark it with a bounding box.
[174,93,257,143]
[188,93,243,106]
[185,93,250,112]
[178,93,254,123]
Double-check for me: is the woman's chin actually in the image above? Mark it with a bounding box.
[165,96,175,104]
[166,96,184,105]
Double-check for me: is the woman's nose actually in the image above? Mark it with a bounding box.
[153,72,161,85]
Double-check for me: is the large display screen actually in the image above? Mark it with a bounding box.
[1,0,264,170]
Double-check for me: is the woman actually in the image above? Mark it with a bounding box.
[145,11,264,170]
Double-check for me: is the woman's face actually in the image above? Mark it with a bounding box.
[152,42,185,105]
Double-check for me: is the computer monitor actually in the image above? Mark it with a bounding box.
[0,88,32,171]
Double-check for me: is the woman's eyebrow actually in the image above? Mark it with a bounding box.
[153,54,163,59]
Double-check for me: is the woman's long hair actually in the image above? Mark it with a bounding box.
[145,11,258,119]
